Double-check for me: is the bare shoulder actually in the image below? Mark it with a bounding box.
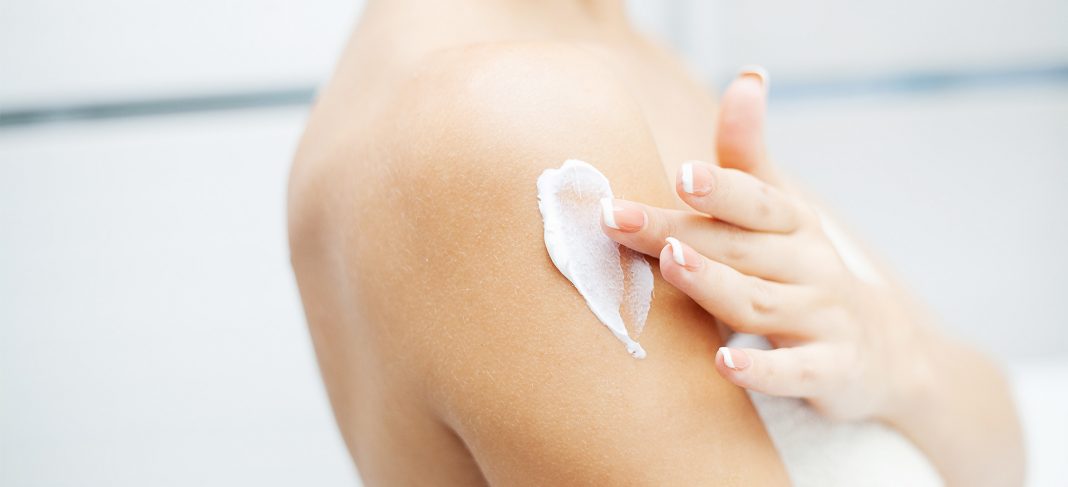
[289,41,656,242]
[292,42,788,486]
[379,41,659,182]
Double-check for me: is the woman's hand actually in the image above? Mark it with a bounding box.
[601,69,936,422]
[604,69,1025,486]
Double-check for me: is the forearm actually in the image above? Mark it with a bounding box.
[886,332,1025,486]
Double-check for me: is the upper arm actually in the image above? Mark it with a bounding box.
[363,44,788,486]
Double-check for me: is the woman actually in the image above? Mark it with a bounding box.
[288,1,1023,484]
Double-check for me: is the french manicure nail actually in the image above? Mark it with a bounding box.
[600,197,619,229]
[681,162,695,194]
[601,198,646,232]
[665,236,686,266]
[738,64,769,92]
[680,161,713,196]
[719,347,751,370]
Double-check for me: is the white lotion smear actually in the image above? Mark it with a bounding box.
[537,160,653,359]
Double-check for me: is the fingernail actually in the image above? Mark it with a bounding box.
[600,197,646,232]
[679,161,713,196]
[719,347,751,370]
[681,162,695,194]
[664,236,686,266]
[738,64,769,92]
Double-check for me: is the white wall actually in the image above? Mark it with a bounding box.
[0,0,361,108]
[705,0,1068,82]
[663,0,1068,84]
[767,85,1068,357]
[0,107,359,487]
[5,0,1065,107]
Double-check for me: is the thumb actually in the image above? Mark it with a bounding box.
[715,66,781,185]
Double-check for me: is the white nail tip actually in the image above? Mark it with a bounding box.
[665,237,685,266]
[738,64,770,91]
[600,197,619,230]
[720,347,736,369]
[681,162,695,194]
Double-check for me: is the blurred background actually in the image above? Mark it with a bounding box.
[2,0,1066,485]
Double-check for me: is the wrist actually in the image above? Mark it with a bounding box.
[878,326,944,428]
[873,328,1025,486]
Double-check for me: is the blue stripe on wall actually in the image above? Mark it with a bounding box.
[3,65,1067,128]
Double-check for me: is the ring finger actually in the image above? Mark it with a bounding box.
[659,237,824,338]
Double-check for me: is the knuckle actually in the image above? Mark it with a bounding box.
[795,359,824,385]
[724,241,748,262]
[749,278,776,317]
[753,183,776,219]
[725,277,776,334]
[755,197,773,220]
[650,210,675,242]
[719,226,750,262]
[660,214,676,240]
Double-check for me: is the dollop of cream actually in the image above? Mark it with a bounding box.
[536,160,653,359]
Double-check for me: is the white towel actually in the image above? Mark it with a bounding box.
[730,334,942,485]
